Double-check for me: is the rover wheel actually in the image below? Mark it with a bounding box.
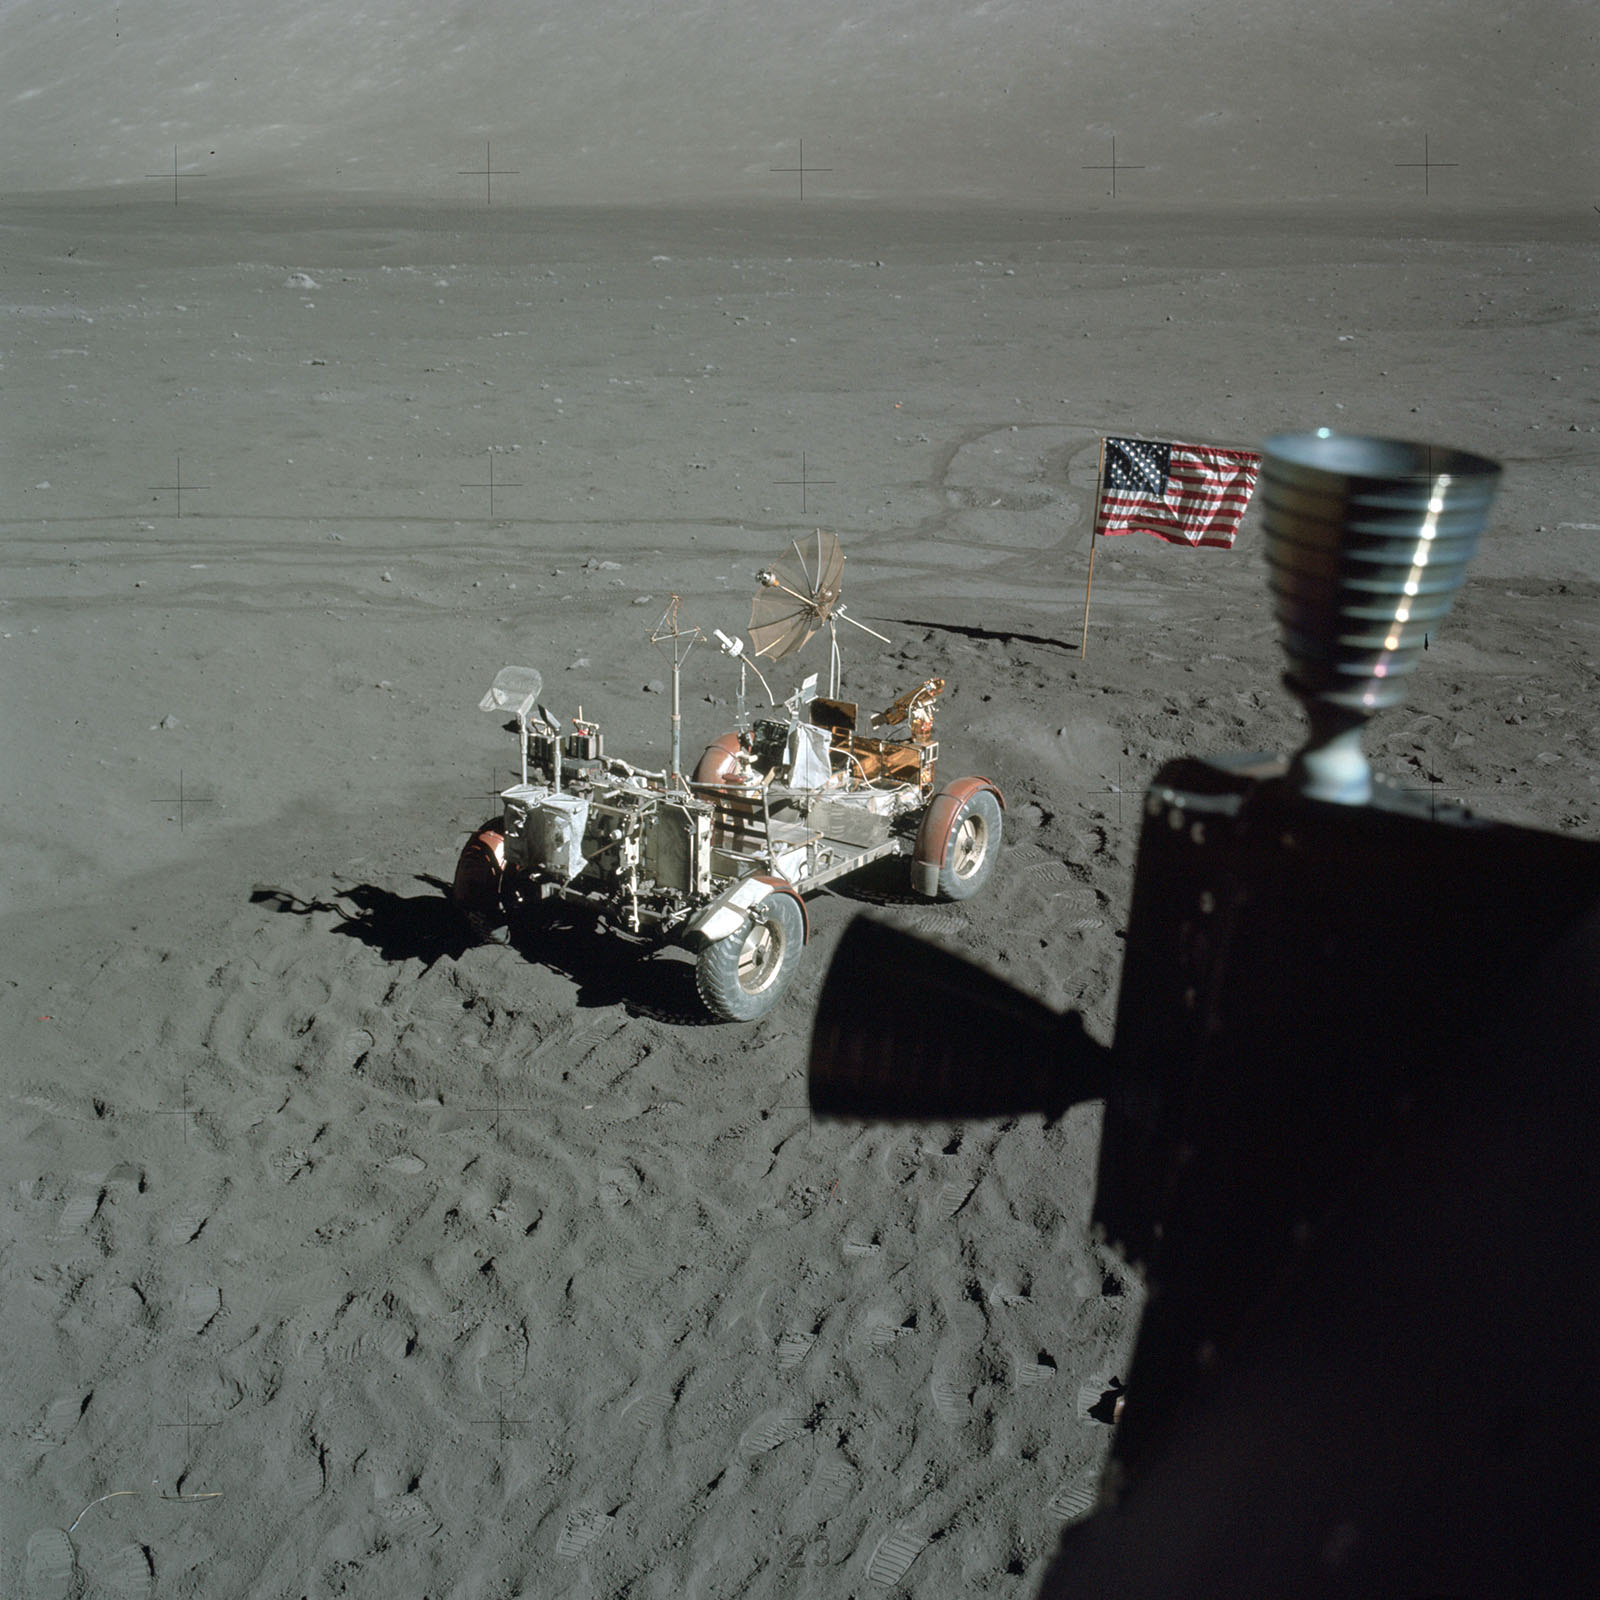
[696,890,805,1022]
[933,788,1002,901]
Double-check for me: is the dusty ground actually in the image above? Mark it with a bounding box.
[2,196,1596,1598]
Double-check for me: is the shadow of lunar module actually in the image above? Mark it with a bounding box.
[809,433,1600,1600]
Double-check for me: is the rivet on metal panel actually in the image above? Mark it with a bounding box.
[1189,820,1206,844]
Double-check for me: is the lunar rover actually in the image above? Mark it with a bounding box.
[450,531,1004,1020]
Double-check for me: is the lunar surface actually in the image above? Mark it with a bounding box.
[3,5,1596,1597]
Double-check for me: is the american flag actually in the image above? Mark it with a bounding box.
[1094,437,1262,549]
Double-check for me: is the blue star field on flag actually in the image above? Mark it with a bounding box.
[1105,438,1173,498]
[1095,436,1262,548]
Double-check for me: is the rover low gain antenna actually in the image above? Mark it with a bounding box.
[749,529,889,698]
[713,629,775,729]
[649,595,701,782]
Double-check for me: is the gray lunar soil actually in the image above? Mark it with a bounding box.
[1,6,1597,1593]
[3,194,1595,1599]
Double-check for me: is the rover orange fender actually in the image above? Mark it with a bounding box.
[692,731,744,786]
[912,777,1004,896]
[452,823,507,927]
[691,871,811,947]
[754,873,810,944]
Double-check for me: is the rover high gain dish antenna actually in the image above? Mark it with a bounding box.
[649,595,701,783]
[750,529,890,698]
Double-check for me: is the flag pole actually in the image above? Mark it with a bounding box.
[1080,437,1106,658]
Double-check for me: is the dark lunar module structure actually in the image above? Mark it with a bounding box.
[810,433,1600,1598]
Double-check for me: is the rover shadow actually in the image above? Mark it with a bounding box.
[500,906,708,1023]
[822,852,923,908]
[251,879,475,969]
[250,880,722,1024]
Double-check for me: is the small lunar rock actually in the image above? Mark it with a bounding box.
[154,713,179,730]
[284,272,319,288]
[644,680,665,694]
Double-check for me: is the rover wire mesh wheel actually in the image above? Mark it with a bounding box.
[934,788,1002,901]
[695,890,805,1022]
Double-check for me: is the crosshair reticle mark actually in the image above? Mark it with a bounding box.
[452,1082,541,1137]
[776,1070,820,1140]
[460,449,523,517]
[156,1396,222,1469]
[1393,133,1458,195]
[776,1103,815,1138]
[773,452,834,516]
[153,1074,202,1141]
[1082,762,1130,830]
[1389,774,1502,824]
[144,146,211,205]
[150,772,216,831]
[464,768,516,816]
[459,141,519,205]
[149,453,210,518]
[467,1394,536,1443]
[1082,135,1144,199]
[770,139,832,201]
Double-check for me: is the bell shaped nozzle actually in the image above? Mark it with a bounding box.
[808,917,1113,1124]
[1259,431,1501,803]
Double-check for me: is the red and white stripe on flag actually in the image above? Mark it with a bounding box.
[1094,437,1262,549]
